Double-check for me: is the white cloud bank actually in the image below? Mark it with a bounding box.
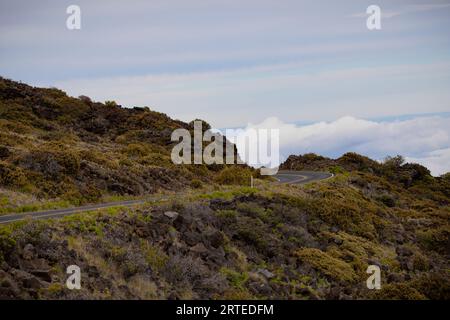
[236,115,450,176]
[405,148,450,178]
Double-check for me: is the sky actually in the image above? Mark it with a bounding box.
[1,0,450,175]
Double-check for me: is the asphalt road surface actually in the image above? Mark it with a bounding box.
[274,170,333,185]
[0,171,332,224]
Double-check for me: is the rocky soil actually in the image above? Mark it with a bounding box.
[1,172,448,300]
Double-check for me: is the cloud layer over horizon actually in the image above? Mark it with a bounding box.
[236,115,450,176]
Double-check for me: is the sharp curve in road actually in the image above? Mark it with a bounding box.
[274,170,333,185]
[0,171,332,224]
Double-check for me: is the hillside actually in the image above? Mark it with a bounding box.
[0,77,251,213]
[0,78,449,300]
[0,164,448,299]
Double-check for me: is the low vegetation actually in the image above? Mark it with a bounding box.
[0,78,448,300]
[0,167,448,299]
[0,77,254,211]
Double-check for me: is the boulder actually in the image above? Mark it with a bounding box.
[22,244,35,260]
[190,243,208,255]
[30,270,52,282]
[173,213,193,231]
[206,230,225,248]
[257,268,275,279]
[22,276,44,289]
[205,247,226,266]
[164,211,179,219]
[183,231,202,246]
[249,281,273,296]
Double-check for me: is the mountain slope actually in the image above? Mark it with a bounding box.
[0,77,250,212]
[0,78,448,300]
[0,166,448,300]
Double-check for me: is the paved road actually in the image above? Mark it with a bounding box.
[0,171,332,224]
[274,170,333,185]
[0,199,158,225]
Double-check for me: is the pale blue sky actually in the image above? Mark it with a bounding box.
[1,0,450,173]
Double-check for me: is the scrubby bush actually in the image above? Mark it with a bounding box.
[163,253,207,286]
[190,179,203,189]
[215,166,252,186]
[329,165,345,174]
[122,143,150,158]
[296,248,357,282]
[105,100,118,107]
[377,194,396,207]
[220,267,248,290]
[338,152,381,172]
[0,161,27,187]
[235,216,271,254]
[78,95,92,104]
[144,244,168,273]
[139,153,172,167]
[411,273,450,300]
[19,147,80,177]
[0,227,15,263]
[417,226,450,255]
[281,153,333,171]
[383,155,405,168]
[371,282,426,300]
[0,146,10,159]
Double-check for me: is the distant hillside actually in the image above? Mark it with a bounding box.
[0,77,252,209]
[281,152,449,205]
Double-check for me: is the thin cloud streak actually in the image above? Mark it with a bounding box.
[350,2,450,19]
[55,61,450,127]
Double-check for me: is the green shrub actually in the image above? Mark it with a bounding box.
[377,194,396,207]
[329,166,345,174]
[139,153,172,167]
[20,146,80,177]
[190,179,203,189]
[215,209,238,219]
[0,227,16,263]
[122,143,150,158]
[105,100,118,107]
[0,161,27,187]
[220,267,249,290]
[371,282,426,300]
[338,152,381,172]
[296,248,357,282]
[142,241,168,273]
[235,217,269,253]
[411,273,450,300]
[417,226,450,255]
[215,166,252,186]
